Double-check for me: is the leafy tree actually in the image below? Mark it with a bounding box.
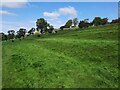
[84,18,89,23]
[60,26,65,30]
[16,28,26,40]
[78,21,90,29]
[44,23,51,33]
[89,22,93,26]
[48,25,54,33]
[19,28,26,36]
[7,30,15,42]
[111,18,120,24]
[28,28,35,35]
[65,19,72,28]
[60,19,72,30]
[101,18,108,25]
[78,21,84,28]
[8,30,15,35]
[93,17,102,26]
[34,31,41,37]
[73,18,78,27]
[36,18,48,34]
[1,33,7,41]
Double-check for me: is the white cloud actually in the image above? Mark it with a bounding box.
[0,10,17,16]
[59,6,77,17]
[43,6,77,28]
[0,0,28,8]
[43,12,60,19]
[43,6,78,29]
[43,6,77,19]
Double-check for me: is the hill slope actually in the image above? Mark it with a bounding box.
[2,24,118,88]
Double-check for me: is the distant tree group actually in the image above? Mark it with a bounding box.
[1,17,119,42]
[101,18,108,25]
[36,18,55,34]
[92,17,108,26]
[111,18,120,24]
[78,21,90,29]
[59,17,119,30]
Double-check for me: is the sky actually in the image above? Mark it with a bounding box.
[0,1,118,34]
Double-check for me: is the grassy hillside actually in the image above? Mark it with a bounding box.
[2,24,118,88]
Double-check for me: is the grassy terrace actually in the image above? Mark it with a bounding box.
[2,24,118,88]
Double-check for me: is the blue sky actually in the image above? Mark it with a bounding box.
[0,2,118,33]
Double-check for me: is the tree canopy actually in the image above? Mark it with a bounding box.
[7,30,15,41]
[36,18,48,34]
[73,18,78,27]
[93,17,102,26]
[64,19,72,28]
[28,28,35,35]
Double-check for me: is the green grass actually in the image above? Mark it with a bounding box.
[2,24,118,88]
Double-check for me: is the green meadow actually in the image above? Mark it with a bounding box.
[2,24,118,88]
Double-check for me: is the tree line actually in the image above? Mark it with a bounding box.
[1,18,56,42]
[60,17,120,30]
[1,17,120,42]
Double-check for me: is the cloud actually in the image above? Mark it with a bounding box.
[0,10,17,16]
[43,6,78,28]
[0,0,28,8]
[43,6,77,19]
[59,6,77,17]
[43,12,60,19]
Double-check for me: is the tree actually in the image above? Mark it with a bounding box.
[60,26,65,30]
[7,30,15,42]
[78,21,84,29]
[89,22,93,26]
[36,18,48,34]
[1,33,7,41]
[65,19,72,29]
[84,18,89,23]
[8,30,15,35]
[92,17,102,26]
[73,18,78,27]
[16,28,26,40]
[101,18,108,25]
[78,21,90,29]
[60,19,72,30]
[111,18,120,24]
[48,25,54,33]
[19,28,26,37]
[45,23,51,33]
[28,28,35,35]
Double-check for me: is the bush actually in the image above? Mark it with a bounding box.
[34,31,41,37]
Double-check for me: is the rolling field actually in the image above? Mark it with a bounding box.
[2,24,118,88]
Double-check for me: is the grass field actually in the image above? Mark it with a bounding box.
[2,24,118,88]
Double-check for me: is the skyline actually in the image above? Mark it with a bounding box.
[0,2,118,34]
